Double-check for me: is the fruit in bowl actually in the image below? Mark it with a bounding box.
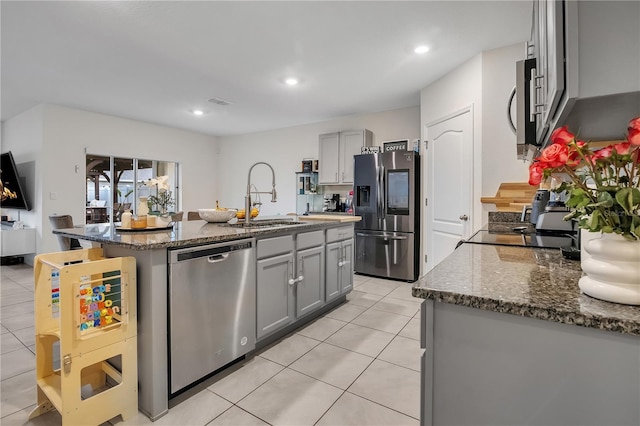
[236,208,259,219]
[198,208,237,223]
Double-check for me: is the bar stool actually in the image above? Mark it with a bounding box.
[49,215,82,251]
[187,211,202,221]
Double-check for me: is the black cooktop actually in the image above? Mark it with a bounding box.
[465,229,577,249]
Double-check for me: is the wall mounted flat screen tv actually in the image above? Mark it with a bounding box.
[1,151,32,211]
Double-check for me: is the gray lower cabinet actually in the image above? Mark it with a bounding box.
[295,245,324,318]
[420,300,640,426]
[256,251,294,340]
[257,230,326,340]
[256,235,295,340]
[326,242,342,301]
[341,239,353,293]
[326,236,354,302]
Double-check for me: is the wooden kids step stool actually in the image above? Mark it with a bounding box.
[29,248,138,426]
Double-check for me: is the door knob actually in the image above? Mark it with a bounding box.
[459,214,469,221]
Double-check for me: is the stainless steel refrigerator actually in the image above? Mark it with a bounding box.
[354,151,420,282]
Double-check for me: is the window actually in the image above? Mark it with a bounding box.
[85,155,179,224]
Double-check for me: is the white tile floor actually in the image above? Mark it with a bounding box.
[1,263,421,426]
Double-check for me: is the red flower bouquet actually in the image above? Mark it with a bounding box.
[528,117,640,240]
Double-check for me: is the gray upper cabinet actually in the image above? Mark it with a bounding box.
[319,130,373,185]
[340,130,372,183]
[319,132,340,184]
[535,1,640,145]
[531,0,565,143]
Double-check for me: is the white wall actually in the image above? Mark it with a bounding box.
[2,104,418,257]
[421,54,484,232]
[2,104,218,255]
[1,105,44,263]
[481,43,530,201]
[421,43,529,232]
[216,107,420,215]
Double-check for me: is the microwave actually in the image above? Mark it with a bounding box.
[514,0,566,160]
[515,58,538,160]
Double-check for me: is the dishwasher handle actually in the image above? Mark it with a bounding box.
[207,253,229,263]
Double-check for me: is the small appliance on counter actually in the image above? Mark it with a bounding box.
[533,185,574,232]
[323,193,342,212]
[535,201,575,233]
[521,189,550,225]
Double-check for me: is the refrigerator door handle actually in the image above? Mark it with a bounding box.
[375,162,385,219]
[380,164,386,219]
[356,233,408,240]
[376,163,379,217]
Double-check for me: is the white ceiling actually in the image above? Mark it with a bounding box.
[1,1,532,136]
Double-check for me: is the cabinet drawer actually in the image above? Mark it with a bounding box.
[297,230,324,250]
[326,226,354,243]
[257,235,294,259]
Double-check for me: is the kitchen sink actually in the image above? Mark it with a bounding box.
[228,220,306,229]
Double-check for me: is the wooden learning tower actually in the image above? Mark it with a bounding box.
[30,248,138,425]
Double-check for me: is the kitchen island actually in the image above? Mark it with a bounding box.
[53,217,359,420]
[412,242,640,426]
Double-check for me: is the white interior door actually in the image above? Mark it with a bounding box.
[424,108,473,273]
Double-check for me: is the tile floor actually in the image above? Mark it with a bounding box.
[1,263,422,425]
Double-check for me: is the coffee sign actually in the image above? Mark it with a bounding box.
[361,146,381,154]
[383,140,409,151]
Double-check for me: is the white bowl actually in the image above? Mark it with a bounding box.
[198,209,237,223]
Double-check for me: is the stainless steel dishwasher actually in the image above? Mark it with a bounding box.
[168,238,256,394]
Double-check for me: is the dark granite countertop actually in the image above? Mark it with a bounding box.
[412,242,640,336]
[53,218,354,250]
[486,211,537,234]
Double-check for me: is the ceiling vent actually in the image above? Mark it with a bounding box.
[208,97,232,106]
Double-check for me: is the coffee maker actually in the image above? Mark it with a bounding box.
[323,193,341,212]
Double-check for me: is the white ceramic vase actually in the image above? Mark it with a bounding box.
[138,196,149,216]
[155,215,172,227]
[579,232,640,305]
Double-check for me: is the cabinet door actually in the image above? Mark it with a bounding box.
[295,246,324,318]
[533,0,565,143]
[340,239,354,294]
[340,130,365,183]
[325,241,342,302]
[319,133,340,184]
[257,253,294,339]
[542,0,565,121]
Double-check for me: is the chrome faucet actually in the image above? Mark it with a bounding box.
[245,162,277,224]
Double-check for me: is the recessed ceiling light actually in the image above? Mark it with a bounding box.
[285,78,299,86]
[193,110,204,116]
[414,45,430,54]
